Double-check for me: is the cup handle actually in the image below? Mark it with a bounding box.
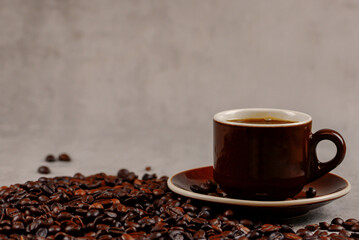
[307,129,346,182]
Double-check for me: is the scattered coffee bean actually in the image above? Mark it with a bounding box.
[58,153,71,161]
[45,154,56,162]
[37,165,50,174]
[189,180,224,197]
[145,166,152,171]
[306,187,317,198]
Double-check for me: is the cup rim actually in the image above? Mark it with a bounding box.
[214,108,312,127]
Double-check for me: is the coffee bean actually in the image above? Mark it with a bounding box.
[296,228,312,237]
[346,218,358,223]
[269,232,284,240]
[261,224,281,233]
[190,184,206,194]
[36,228,48,237]
[145,166,152,171]
[331,218,344,226]
[306,187,317,198]
[306,224,319,231]
[328,224,344,232]
[58,153,71,161]
[283,233,302,239]
[48,225,61,234]
[342,221,355,230]
[319,222,330,230]
[339,229,351,237]
[45,155,56,162]
[38,166,50,174]
[352,224,359,232]
[280,224,294,233]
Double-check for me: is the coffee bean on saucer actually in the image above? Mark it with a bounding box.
[305,187,316,198]
[190,184,206,193]
[45,154,56,162]
[38,166,50,174]
[58,153,71,161]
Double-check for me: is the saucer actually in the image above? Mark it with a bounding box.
[167,166,351,215]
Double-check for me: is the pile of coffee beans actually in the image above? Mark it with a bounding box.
[0,169,357,239]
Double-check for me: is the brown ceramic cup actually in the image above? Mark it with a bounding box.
[213,108,346,200]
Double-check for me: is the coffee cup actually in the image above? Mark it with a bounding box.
[213,108,346,200]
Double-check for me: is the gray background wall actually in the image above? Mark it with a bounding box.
[0,0,358,222]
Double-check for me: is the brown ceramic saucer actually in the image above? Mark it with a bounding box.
[167,166,351,216]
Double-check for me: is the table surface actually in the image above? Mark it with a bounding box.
[0,125,357,229]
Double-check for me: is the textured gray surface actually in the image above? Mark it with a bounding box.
[0,0,358,227]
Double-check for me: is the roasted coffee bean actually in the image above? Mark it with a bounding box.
[240,219,254,228]
[193,229,206,239]
[190,184,206,194]
[142,173,157,180]
[48,225,61,234]
[261,224,281,233]
[38,166,50,174]
[153,189,164,196]
[346,218,358,223]
[36,227,48,237]
[296,228,313,237]
[328,224,344,232]
[58,153,71,161]
[46,155,56,162]
[331,218,344,226]
[306,224,319,231]
[320,222,331,230]
[306,187,317,198]
[352,224,359,232]
[342,221,355,230]
[280,224,294,233]
[338,229,351,237]
[269,232,284,240]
